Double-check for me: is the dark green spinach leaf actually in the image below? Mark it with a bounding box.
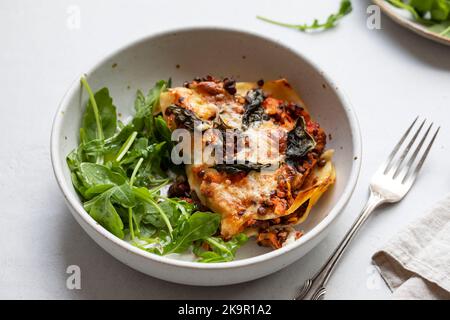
[286,117,316,162]
[213,161,270,174]
[242,89,266,129]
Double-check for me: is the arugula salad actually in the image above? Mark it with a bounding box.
[66,77,248,263]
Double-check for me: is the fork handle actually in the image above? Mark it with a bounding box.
[295,191,385,300]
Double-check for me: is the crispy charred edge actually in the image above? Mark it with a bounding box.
[164,105,202,131]
[255,201,309,249]
[262,96,304,128]
[183,75,237,96]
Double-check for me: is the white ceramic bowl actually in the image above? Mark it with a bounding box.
[51,27,361,286]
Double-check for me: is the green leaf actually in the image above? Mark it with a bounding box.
[257,0,352,32]
[82,87,117,142]
[286,117,316,163]
[410,0,433,13]
[140,200,177,228]
[428,20,450,37]
[164,197,195,218]
[133,187,174,235]
[79,162,126,188]
[139,224,157,239]
[84,189,124,239]
[103,123,137,160]
[84,184,114,198]
[134,142,168,187]
[80,138,106,159]
[110,183,136,208]
[70,171,86,196]
[66,147,83,171]
[118,137,149,166]
[133,80,168,140]
[164,212,221,254]
[194,233,248,263]
[431,0,449,21]
[155,115,173,145]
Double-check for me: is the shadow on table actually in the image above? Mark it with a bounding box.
[58,205,314,299]
[364,0,450,71]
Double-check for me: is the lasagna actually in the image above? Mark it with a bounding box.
[160,76,335,249]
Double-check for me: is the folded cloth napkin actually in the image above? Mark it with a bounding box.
[372,193,450,300]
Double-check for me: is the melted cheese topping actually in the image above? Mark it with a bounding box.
[160,79,334,239]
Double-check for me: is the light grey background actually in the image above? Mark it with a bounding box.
[0,0,449,299]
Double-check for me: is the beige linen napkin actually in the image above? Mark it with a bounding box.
[372,193,450,300]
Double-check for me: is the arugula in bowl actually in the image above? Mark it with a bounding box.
[388,0,450,37]
[66,77,247,262]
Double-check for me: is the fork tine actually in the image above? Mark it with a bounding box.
[384,116,418,174]
[392,119,426,178]
[403,126,440,184]
[397,122,433,181]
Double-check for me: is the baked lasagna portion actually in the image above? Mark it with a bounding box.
[160,76,335,249]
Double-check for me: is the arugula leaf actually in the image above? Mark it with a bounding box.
[140,200,178,228]
[133,80,168,140]
[428,20,450,36]
[257,0,352,32]
[431,0,449,21]
[81,84,117,142]
[133,142,168,187]
[79,162,126,188]
[110,183,135,208]
[114,131,138,162]
[163,197,195,218]
[102,124,138,161]
[193,233,248,263]
[118,137,149,166]
[154,115,173,145]
[83,188,125,239]
[133,187,174,235]
[164,212,221,254]
[130,193,196,252]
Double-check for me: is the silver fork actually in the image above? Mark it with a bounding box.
[295,117,440,300]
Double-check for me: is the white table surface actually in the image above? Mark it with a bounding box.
[0,0,449,300]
